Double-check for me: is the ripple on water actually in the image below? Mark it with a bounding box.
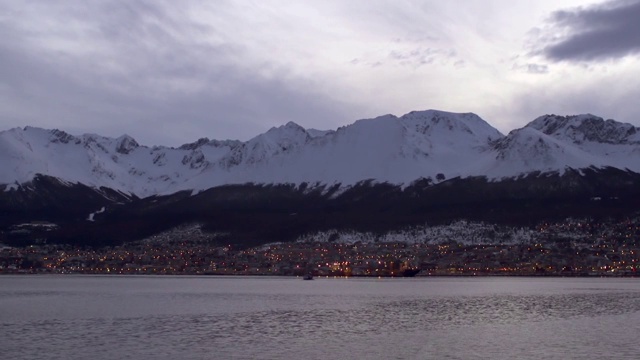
[2,277,640,360]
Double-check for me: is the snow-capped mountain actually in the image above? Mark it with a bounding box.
[488,114,640,176]
[1,110,639,197]
[528,114,640,144]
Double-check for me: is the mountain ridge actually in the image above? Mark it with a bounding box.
[1,110,639,197]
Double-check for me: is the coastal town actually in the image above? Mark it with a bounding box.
[2,217,640,276]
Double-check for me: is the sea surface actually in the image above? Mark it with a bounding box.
[1,275,640,360]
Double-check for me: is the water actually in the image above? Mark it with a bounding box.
[1,276,640,359]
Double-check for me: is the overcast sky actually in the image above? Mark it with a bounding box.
[1,0,639,146]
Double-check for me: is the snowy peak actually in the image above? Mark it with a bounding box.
[115,135,139,154]
[527,114,639,144]
[490,114,640,177]
[50,129,77,144]
[341,110,502,150]
[397,110,503,160]
[267,110,508,184]
[263,121,310,144]
[237,121,311,165]
[178,138,242,151]
[492,127,593,173]
[179,137,211,150]
[400,110,503,142]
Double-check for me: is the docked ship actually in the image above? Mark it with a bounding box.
[401,268,421,277]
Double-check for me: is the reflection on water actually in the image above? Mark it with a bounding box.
[1,276,640,360]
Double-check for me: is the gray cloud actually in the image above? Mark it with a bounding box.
[537,0,640,61]
[0,1,361,146]
[388,47,458,68]
[511,63,549,74]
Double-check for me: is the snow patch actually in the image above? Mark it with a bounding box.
[87,206,106,222]
[295,221,539,246]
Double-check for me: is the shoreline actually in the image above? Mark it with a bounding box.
[2,271,639,277]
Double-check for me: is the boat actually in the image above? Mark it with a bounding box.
[401,268,421,277]
[303,273,313,280]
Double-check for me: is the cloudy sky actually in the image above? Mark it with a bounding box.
[1,0,639,146]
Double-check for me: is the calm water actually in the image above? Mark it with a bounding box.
[1,276,640,359]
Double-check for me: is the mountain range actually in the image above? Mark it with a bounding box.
[2,110,640,247]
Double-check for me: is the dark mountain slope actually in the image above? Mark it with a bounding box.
[4,168,635,248]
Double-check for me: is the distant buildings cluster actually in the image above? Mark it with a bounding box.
[2,218,640,276]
